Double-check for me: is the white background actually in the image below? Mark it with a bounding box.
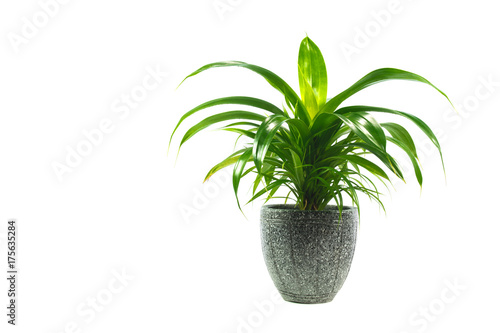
[1,0,499,332]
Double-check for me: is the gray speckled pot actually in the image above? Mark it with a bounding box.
[260,204,358,304]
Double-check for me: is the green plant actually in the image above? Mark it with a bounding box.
[170,37,452,215]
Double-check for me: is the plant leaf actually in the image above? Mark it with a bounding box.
[169,96,283,152]
[233,149,253,211]
[298,37,328,109]
[246,179,289,204]
[179,61,310,124]
[333,155,390,181]
[253,115,289,172]
[204,148,248,182]
[343,141,405,180]
[289,148,304,185]
[337,105,444,174]
[297,66,318,120]
[179,111,266,147]
[334,112,387,151]
[387,137,423,187]
[321,68,452,113]
[381,122,418,158]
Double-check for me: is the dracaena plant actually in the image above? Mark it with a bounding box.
[170,37,452,215]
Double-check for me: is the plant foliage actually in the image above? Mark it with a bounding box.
[170,37,452,216]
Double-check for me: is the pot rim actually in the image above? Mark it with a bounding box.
[262,204,355,211]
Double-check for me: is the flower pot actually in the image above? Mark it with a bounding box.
[260,204,358,304]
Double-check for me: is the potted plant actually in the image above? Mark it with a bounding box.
[170,37,451,304]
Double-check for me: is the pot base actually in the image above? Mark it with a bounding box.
[279,290,337,304]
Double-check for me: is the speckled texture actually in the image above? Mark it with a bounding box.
[260,204,358,304]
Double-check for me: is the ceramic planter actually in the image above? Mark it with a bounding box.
[260,204,358,304]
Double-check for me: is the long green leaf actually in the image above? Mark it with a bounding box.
[298,66,318,119]
[233,149,253,211]
[333,155,390,181]
[298,37,328,109]
[180,111,266,147]
[343,141,405,180]
[381,122,418,158]
[204,148,247,182]
[289,148,304,185]
[387,137,423,187]
[179,61,310,124]
[253,115,289,172]
[246,179,290,204]
[321,68,452,113]
[169,96,283,152]
[334,112,387,151]
[337,105,444,173]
